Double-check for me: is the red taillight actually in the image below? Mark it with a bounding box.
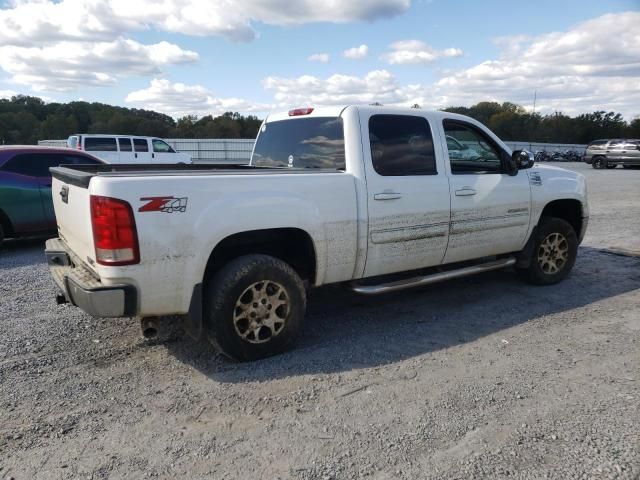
[288,107,314,116]
[90,195,139,266]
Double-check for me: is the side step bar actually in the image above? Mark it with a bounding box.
[351,257,516,295]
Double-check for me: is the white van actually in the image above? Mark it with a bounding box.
[66,135,192,164]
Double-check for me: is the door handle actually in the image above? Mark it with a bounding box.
[455,187,477,196]
[135,153,138,158]
[374,192,402,201]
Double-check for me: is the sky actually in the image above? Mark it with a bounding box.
[0,0,638,119]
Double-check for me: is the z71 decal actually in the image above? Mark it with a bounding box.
[139,196,188,213]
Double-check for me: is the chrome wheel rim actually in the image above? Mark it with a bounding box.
[537,233,569,275]
[233,281,289,344]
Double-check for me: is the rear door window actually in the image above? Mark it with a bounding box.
[368,114,437,176]
[252,117,345,169]
[133,139,149,152]
[84,137,117,151]
[118,138,133,152]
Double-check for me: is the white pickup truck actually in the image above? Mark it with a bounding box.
[45,106,588,360]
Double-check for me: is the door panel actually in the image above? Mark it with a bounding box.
[441,119,531,264]
[133,139,152,163]
[361,112,450,278]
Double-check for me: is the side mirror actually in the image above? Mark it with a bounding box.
[512,150,535,170]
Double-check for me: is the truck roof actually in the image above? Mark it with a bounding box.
[265,105,465,123]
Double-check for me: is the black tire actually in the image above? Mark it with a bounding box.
[517,217,578,286]
[204,254,306,361]
[592,156,606,169]
[0,223,4,248]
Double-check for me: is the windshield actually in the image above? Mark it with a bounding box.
[251,117,345,169]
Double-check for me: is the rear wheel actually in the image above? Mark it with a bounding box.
[592,156,606,169]
[517,217,578,285]
[204,254,306,361]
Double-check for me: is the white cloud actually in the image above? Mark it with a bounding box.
[308,53,330,63]
[381,40,463,65]
[343,44,369,59]
[0,90,17,99]
[432,11,640,116]
[125,78,271,117]
[0,39,198,91]
[0,0,410,44]
[263,70,414,107]
[0,0,409,92]
[264,12,640,118]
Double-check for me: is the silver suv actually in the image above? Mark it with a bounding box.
[583,139,640,169]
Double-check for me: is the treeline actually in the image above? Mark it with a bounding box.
[0,95,262,144]
[443,102,640,144]
[1,95,638,145]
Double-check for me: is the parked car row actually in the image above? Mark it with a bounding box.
[534,149,582,163]
[582,138,640,169]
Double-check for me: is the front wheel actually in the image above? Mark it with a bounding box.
[517,217,578,285]
[592,156,606,169]
[204,254,306,361]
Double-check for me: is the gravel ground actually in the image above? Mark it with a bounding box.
[1,162,639,480]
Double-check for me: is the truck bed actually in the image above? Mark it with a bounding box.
[50,163,340,188]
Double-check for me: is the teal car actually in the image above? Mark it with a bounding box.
[0,146,104,245]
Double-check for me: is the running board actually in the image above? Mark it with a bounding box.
[351,257,516,295]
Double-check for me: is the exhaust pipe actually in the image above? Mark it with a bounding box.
[140,317,159,339]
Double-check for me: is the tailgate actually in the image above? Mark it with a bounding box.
[51,175,96,268]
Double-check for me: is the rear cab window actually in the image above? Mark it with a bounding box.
[252,117,345,169]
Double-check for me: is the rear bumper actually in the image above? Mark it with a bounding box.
[45,238,137,317]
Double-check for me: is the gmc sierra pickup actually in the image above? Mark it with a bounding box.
[45,106,588,360]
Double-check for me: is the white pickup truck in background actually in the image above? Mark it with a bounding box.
[45,105,588,360]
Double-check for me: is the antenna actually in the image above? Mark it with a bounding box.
[530,90,537,151]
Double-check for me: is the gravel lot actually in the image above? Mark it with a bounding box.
[1,162,639,479]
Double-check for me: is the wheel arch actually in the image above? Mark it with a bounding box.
[539,199,584,238]
[203,227,318,286]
